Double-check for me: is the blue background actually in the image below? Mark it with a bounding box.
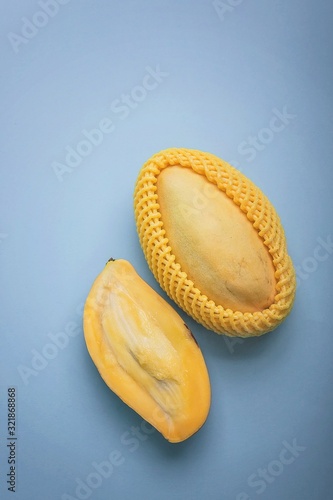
[1,1,333,499]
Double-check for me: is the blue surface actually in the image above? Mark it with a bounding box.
[1,1,333,499]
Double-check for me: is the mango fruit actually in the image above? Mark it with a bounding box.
[83,258,211,443]
[134,148,296,337]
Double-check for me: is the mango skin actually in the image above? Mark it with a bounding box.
[83,259,211,443]
[157,166,276,313]
[134,148,296,337]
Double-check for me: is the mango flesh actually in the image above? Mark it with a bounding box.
[157,166,276,313]
[83,259,211,443]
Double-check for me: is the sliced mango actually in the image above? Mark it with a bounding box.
[83,258,211,443]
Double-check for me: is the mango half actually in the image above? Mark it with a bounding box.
[134,148,296,337]
[83,258,211,443]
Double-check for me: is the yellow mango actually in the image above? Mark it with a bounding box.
[83,258,211,443]
[134,148,296,337]
[157,166,276,313]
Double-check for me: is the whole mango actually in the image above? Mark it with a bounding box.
[134,148,296,337]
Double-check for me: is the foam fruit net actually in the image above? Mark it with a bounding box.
[134,148,296,337]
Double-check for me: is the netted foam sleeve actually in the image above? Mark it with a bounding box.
[134,148,296,337]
